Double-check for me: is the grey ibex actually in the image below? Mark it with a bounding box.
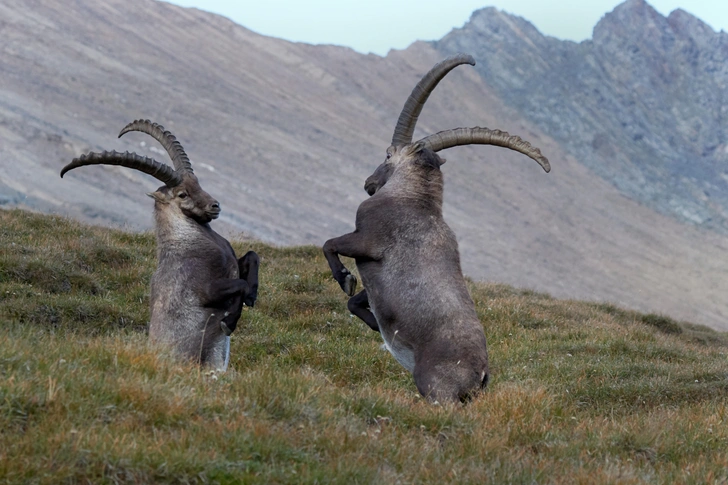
[61,120,259,370]
[323,54,550,402]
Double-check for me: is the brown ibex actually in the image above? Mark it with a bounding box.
[323,54,551,402]
[61,120,259,370]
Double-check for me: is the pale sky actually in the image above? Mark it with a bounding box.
[167,0,727,55]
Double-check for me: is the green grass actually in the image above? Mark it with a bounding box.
[1,208,727,484]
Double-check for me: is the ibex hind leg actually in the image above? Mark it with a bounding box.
[201,336,231,372]
[413,369,458,404]
[413,362,482,404]
[221,335,231,372]
[239,251,259,307]
[347,290,379,332]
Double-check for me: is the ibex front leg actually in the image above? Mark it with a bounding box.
[201,279,251,306]
[218,251,260,336]
[322,232,374,296]
[200,278,250,336]
[347,289,379,332]
[238,251,259,308]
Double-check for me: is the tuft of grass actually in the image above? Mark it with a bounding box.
[641,313,683,335]
[1,208,728,483]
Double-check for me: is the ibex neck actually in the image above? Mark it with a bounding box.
[389,168,444,209]
[154,204,209,249]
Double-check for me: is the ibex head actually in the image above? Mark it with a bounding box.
[61,120,220,224]
[365,54,551,196]
[145,173,220,224]
[364,143,444,196]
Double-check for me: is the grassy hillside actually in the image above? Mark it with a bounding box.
[1,209,727,484]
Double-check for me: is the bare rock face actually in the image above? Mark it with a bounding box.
[435,0,728,231]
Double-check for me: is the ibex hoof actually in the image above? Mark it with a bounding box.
[344,273,357,297]
[220,321,233,336]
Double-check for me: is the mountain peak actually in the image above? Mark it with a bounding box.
[592,0,719,50]
[592,0,665,44]
[667,8,716,41]
[460,6,544,42]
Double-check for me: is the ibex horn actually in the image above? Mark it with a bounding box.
[417,127,551,173]
[391,54,475,147]
[60,150,184,186]
[119,119,193,174]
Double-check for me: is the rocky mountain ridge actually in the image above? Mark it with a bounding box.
[435,0,728,231]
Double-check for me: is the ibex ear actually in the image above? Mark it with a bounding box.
[146,191,166,202]
[410,141,426,153]
[414,147,444,170]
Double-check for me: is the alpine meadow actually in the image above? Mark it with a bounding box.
[2,210,727,483]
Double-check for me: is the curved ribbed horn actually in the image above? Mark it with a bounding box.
[118,119,193,174]
[60,150,183,186]
[391,54,476,147]
[418,127,551,173]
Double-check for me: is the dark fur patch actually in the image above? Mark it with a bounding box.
[415,148,444,169]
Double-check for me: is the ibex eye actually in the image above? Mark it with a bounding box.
[386,152,392,160]
[178,192,188,199]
